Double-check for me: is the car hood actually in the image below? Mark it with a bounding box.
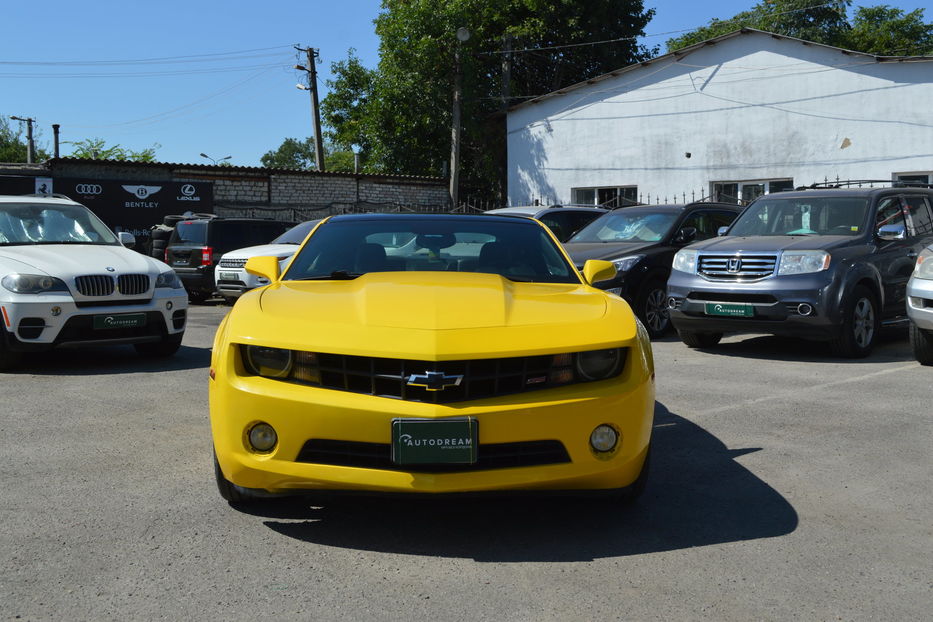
[564,241,658,265]
[0,244,167,276]
[690,235,855,252]
[224,271,638,359]
[220,243,299,260]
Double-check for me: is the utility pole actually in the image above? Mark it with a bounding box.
[450,27,470,210]
[295,46,325,172]
[10,115,36,163]
[52,124,61,158]
[501,35,511,111]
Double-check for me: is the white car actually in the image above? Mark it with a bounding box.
[0,194,188,371]
[214,219,321,302]
[907,245,933,365]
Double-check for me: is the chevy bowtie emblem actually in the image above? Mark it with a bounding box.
[406,371,463,391]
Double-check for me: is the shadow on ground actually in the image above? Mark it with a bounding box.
[248,402,798,562]
[12,344,211,375]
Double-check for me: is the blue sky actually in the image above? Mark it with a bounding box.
[2,0,929,167]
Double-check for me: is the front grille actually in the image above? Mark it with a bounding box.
[698,254,777,281]
[218,258,247,268]
[687,292,777,303]
[117,274,150,295]
[251,350,625,404]
[295,439,571,473]
[75,275,115,296]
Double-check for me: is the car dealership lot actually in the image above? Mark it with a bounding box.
[1,305,929,620]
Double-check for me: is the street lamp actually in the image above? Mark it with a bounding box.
[200,153,231,165]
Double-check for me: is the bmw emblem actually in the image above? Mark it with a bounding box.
[106,267,116,272]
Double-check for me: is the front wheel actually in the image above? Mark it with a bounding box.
[677,329,723,349]
[829,286,879,358]
[214,451,265,506]
[909,321,933,366]
[636,280,671,338]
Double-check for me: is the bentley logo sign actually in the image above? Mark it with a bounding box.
[406,371,463,391]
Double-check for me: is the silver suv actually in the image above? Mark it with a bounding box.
[667,184,933,357]
[907,245,933,364]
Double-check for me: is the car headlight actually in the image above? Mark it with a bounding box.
[574,349,622,381]
[1,274,69,294]
[243,345,293,378]
[913,247,933,280]
[155,270,183,289]
[611,255,645,273]
[778,251,830,275]
[672,249,698,274]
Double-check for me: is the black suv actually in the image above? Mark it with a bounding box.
[165,217,294,302]
[564,202,742,337]
[667,184,933,357]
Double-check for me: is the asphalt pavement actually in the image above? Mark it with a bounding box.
[1,304,929,620]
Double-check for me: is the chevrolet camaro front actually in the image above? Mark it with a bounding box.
[209,214,655,504]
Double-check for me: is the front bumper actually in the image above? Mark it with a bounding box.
[1,289,187,352]
[667,270,843,339]
[214,267,269,299]
[907,277,933,331]
[210,345,655,495]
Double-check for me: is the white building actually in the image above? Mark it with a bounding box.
[506,28,933,207]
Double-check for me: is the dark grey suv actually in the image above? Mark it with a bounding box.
[667,184,933,357]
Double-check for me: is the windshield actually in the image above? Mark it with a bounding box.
[728,197,870,237]
[568,210,679,243]
[283,217,579,283]
[0,203,118,246]
[272,219,321,244]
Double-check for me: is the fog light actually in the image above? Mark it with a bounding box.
[667,297,677,309]
[248,423,277,452]
[797,303,813,316]
[166,301,174,310]
[590,424,619,453]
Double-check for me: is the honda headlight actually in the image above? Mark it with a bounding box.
[242,345,293,378]
[155,270,183,289]
[1,274,69,294]
[612,255,645,273]
[913,247,933,280]
[778,251,831,275]
[672,249,698,274]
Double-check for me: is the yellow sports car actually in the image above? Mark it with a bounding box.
[209,213,655,504]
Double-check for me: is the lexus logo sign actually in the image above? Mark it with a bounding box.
[75,183,102,195]
[181,184,196,196]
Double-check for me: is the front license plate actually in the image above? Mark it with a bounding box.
[391,417,478,465]
[705,302,754,317]
[219,272,239,281]
[93,313,147,330]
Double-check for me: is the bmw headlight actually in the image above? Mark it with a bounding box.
[1,274,69,294]
[611,255,645,273]
[243,345,293,378]
[913,247,933,280]
[672,249,698,274]
[575,348,623,381]
[155,270,183,289]
[778,251,830,275]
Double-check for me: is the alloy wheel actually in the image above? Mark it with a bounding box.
[852,297,875,348]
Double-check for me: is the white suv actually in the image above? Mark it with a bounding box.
[214,219,321,302]
[907,245,933,365]
[0,194,188,371]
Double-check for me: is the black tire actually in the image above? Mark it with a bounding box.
[150,227,173,241]
[214,451,264,506]
[0,328,23,372]
[909,321,933,366]
[636,279,671,338]
[134,333,183,358]
[610,445,651,505]
[678,329,723,348]
[829,285,879,358]
[188,291,209,304]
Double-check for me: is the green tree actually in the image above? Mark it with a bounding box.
[1,116,49,162]
[666,0,852,51]
[322,0,656,198]
[260,137,316,169]
[840,5,933,55]
[67,137,160,162]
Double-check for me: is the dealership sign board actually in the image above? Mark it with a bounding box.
[0,176,214,240]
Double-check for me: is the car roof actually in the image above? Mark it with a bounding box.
[760,187,933,200]
[0,194,82,206]
[606,202,742,213]
[328,212,543,225]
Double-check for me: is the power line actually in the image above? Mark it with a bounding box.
[0,44,296,66]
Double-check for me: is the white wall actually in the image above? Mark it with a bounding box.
[507,32,933,206]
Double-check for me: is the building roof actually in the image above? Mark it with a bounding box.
[509,28,933,113]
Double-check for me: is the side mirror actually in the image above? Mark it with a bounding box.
[582,259,616,285]
[717,226,730,236]
[877,224,906,241]
[245,256,281,282]
[673,226,697,244]
[118,231,135,248]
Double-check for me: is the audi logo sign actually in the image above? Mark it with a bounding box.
[75,183,102,195]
